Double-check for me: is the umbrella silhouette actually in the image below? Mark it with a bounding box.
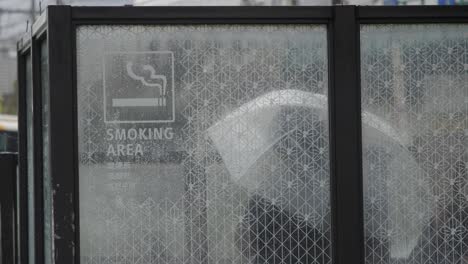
[207,89,433,260]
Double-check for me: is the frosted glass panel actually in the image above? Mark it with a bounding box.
[77,25,331,264]
[361,25,468,264]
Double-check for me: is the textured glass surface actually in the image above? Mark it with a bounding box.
[77,25,331,264]
[361,25,468,264]
[41,39,53,264]
[25,53,35,264]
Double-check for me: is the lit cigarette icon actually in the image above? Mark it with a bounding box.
[113,62,167,107]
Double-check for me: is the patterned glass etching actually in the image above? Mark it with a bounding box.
[25,53,35,264]
[77,25,332,264]
[41,39,53,264]
[361,25,468,264]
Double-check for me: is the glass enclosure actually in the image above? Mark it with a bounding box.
[16,6,468,264]
[76,25,332,264]
[361,24,468,263]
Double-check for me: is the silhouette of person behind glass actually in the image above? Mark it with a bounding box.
[235,194,331,264]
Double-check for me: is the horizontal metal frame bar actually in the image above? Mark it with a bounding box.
[358,6,468,23]
[71,6,333,22]
[72,19,331,25]
[21,5,466,51]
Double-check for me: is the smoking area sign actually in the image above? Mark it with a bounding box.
[103,51,175,123]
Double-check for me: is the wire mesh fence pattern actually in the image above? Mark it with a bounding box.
[361,24,468,264]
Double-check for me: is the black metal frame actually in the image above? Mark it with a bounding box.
[16,5,468,264]
[330,7,363,264]
[17,30,32,264]
[0,153,18,264]
[32,27,47,264]
[17,10,48,264]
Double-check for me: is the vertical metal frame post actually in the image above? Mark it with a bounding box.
[47,6,75,264]
[32,31,47,264]
[329,6,364,264]
[32,11,49,264]
[17,42,31,264]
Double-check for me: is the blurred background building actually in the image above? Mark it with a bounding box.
[0,0,466,115]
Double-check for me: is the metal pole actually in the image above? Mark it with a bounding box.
[31,0,35,21]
